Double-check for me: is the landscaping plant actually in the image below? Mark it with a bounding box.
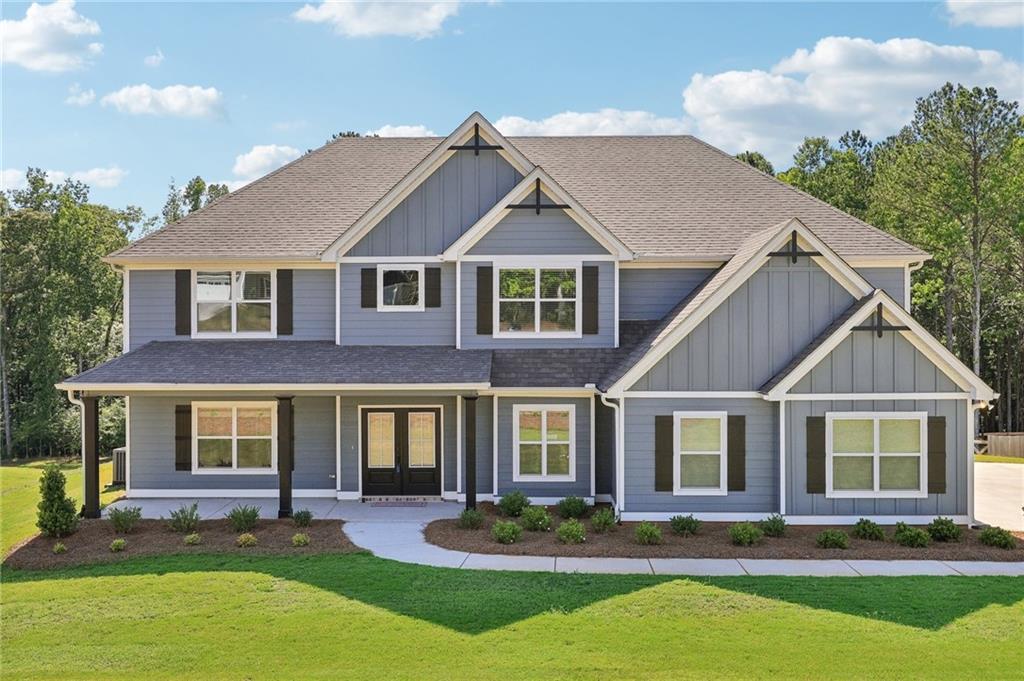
[292,509,313,528]
[729,522,764,546]
[759,514,786,538]
[109,538,127,553]
[183,533,202,546]
[669,514,701,536]
[491,520,522,544]
[227,504,261,532]
[815,529,849,549]
[292,533,310,547]
[927,516,962,542]
[236,533,258,548]
[52,542,67,555]
[521,506,552,531]
[457,508,484,529]
[894,522,930,548]
[556,496,588,519]
[852,518,885,541]
[634,521,663,545]
[556,519,586,544]
[978,526,1017,550]
[108,506,142,534]
[590,508,616,533]
[497,490,530,517]
[166,503,200,533]
[36,463,79,538]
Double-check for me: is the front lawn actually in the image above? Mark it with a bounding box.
[2,553,1022,679]
[976,454,1024,464]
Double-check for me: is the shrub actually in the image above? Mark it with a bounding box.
[52,542,67,555]
[497,490,530,517]
[815,529,849,549]
[978,526,1017,550]
[591,508,616,533]
[894,522,930,548]
[729,522,764,546]
[634,521,663,545]
[759,514,787,538]
[236,533,258,548]
[491,520,522,544]
[227,504,260,532]
[36,463,79,538]
[167,503,200,533]
[108,506,142,534]
[292,509,313,528]
[457,508,485,529]
[183,533,202,546]
[292,533,310,547]
[556,519,586,544]
[852,518,885,541]
[669,514,701,537]
[521,506,552,532]
[556,496,588,519]
[109,538,127,553]
[927,516,962,543]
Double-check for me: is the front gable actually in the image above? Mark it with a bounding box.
[466,194,611,256]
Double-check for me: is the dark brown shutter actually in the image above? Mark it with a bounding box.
[175,270,190,335]
[277,269,293,335]
[425,267,441,308]
[291,401,296,471]
[360,268,376,308]
[727,415,746,492]
[806,416,826,494]
[476,266,493,334]
[582,265,599,334]
[175,404,191,471]
[927,416,946,494]
[654,415,674,492]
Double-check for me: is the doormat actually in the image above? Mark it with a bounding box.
[369,502,428,508]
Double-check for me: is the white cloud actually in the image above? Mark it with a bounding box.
[494,109,691,136]
[215,179,253,192]
[100,84,223,118]
[946,1,1023,27]
[273,119,308,132]
[232,144,301,179]
[1,169,28,192]
[143,48,164,67]
[1,166,126,190]
[0,0,102,72]
[64,82,94,106]
[293,1,460,38]
[368,124,436,137]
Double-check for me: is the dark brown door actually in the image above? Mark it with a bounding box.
[361,408,441,497]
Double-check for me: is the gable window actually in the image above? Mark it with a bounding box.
[826,412,927,498]
[673,411,728,495]
[513,404,575,481]
[377,264,424,312]
[195,270,275,336]
[192,402,277,474]
[496,266,579,336]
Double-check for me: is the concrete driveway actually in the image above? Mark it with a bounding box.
[975,462,1024,531]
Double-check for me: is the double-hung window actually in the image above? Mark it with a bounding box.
[496,266,579,336]
[193,402,277,474]
[195,270,275,336]
[513,405,575,481]
[377,264,424,312]
[826,412,927,498]
[673,411,728,495]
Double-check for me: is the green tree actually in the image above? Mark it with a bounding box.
[183,176,207,213]
[205,183,229,204]
[735,151,775,176]
[778,133,874,219]
[162,179,185,224]
[36,462,79,537]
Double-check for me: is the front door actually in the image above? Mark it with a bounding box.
[361,407,441,496]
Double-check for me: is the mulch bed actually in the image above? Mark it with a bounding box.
[425,504,1024,561]
[4,518,358,571]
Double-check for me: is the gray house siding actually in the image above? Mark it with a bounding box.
[128,270,177,350]
[619,268,716,320]
[466,209,610,256]
[622,398,778,513]
[594,399,616,497]
[631,257,855,391]
[291,269,336,341]
[459,395,494,496]
[347,150,522,257]
[857,267,905,307]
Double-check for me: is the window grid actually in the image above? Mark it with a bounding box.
[672,411,728,496]
[825,412,928,499]
[496,266,580,337]
[193,402,276,474]
[513,404,575,482]
[194,270,274,336]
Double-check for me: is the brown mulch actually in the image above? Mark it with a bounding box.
[426,505,1024,561]
[4,518,358,571]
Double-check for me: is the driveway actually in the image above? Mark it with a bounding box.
[975,462,1024,531]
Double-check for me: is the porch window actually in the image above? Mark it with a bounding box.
[496,266,579,336]
[193,402,276,473]
[826,412,927,498]
[513,404,575,481]
[195,270,274,335]
[673,411,728,495]
[377,265,424,311]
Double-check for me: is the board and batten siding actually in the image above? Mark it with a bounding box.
[459,395,494,495]
[856,267,906,308]
[466,208,610,256]
[618,268,716,320]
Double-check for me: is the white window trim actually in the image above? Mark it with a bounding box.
[377,264,425,312]
[191,401,278,475]
[192,269,277,338]
[512,404,576,482]
[493,263,582,339]
[673,411,728,496]
[825,411,928,499]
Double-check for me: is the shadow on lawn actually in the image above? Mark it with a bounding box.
[3,552,1021,634]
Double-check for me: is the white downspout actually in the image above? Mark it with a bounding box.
[969,400,986,527]
[599,392,623,516]
[66,389,86,500]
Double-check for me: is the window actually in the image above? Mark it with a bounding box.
[673,411,728,495]
[377,265,424,311]
[826,412,927,498]
[513,405,575,481]
[195,270,275,335]
[193,402,276,474]
[408,412,436,468]
[495,266,579,336]
[366,412,395,468]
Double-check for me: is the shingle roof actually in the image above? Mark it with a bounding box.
[111,135,925,261]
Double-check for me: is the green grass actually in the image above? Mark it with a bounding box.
[1,458,118,554]
[976,454,1024,464]
[2,553,1022,679]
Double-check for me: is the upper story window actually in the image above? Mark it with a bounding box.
[195,270,275,337]
[495,265,579,337]
[378,264,424,312]
[826,412,927,499]
[673,411,728,496]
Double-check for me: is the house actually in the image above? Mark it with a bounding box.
[58,112,996,524]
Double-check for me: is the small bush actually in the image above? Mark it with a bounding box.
[109,538,127,553]
[236,533,258,548]
[634,521,663,545]
[521,506,552,532]
[491,520,522,544]
[292,509,313,528]
[183,533,202,546]
[759,514,787,538]
[497,490,530,517]
[591,508,616,533]
[894,522,930,548]
[292,533,310,547]
[108,506,142,534]
[36,463,79,538]
[52,542,67,555]
[729,522,764,546]
[852,518,884,541]
[227,504,260,532]
[979,526,1017,550]
[816,529,849,549]
[167,503,200,533]
[927,516,962,543]
[556,519,586,544]
[556,496,588,519]
[457,508,484,529]
[669,514,701,537]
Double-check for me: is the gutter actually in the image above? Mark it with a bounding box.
[597,388,624,517]
[65,389,86,502]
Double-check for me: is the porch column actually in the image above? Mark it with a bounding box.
[464,395,477,510]
[82,396,100,518]
[277,396,293,518]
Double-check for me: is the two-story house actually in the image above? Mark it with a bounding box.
[59,112,995,524]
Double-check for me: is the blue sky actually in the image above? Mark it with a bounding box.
[2,1,1022,219]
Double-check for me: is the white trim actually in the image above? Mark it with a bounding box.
[58,382,491,393]
[825,411,928,499]
[376,264,425,312]
[845,255,932,268]
[455,260,462,349]
[494,495,595,506]
[107,259,336,269]
[492,396,498,496]
[906,260,925,312]
[337,491,361,500]
[456,395,463,495]
[121,268,130,354]
[128,488,335,499]
[780,392,970,401]
[191,401,278,475]
[335,395,341,493]
[334,264,341,345]
[620,511,769,522]
[481,388,595,397]
[459,253,616,262]
[778,399,785,515]
[340,256,443,263]
[191,269,277,339]
[455,492,495,503]
[969,401,980,525]
[617,397,626,511]
[357,404,445,495]
[589,395,596,498]
[124,395,132,494]
[619,260,725,269]
[511,404,577,482]
[625,391,762,399]
[672,411,728,496]
[613,260,620,348]
[783,514,969,525]
[493,263,582,339]
[596,493,614,504]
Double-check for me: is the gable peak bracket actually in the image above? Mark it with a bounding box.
[851,302,911,338]
[506,178,571,215]
[449,122,504,156]
[768,230,822,263]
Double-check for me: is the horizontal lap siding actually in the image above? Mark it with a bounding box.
[339,262,455,345]
[594,400,616,496]
[619,268,716,320]
[128,270,177,350]
[857,267,905,308]
[291,270,335,340]
[467,210,610,255]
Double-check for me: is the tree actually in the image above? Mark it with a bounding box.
[36,463,79,537]
[162,179,185,225]
[183,176,207,213]
[778,134,874,219]
[205,183,228,204]
[735,151,775,176]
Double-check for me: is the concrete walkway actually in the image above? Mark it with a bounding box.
[975,462,1024,531]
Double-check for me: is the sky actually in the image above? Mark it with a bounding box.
[2,1,1022,220]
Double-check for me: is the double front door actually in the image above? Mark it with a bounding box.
[361,407,441,496]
